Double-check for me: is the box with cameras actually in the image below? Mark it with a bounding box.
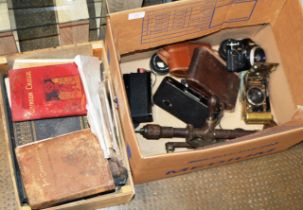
[104,0,303,183]
[0,41,134,210]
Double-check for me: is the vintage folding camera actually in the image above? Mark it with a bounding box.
[243,63,278,124]
[219,38,266,72]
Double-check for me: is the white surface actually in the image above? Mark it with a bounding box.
[0,3,11,32]
[13,59,74,69]
[56,0,89,23]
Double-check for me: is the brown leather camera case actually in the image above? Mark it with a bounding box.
[157,42,211,77]
[186,47,240,110]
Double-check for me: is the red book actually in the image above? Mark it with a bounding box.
[9,63,87,122]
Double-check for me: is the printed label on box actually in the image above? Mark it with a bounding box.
[140,0,257,44]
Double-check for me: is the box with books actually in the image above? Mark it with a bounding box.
[0,42,134,210]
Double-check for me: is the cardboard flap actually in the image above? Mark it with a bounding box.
[289,108,303,124]
[272,0,303,106]
[109,0,286,54]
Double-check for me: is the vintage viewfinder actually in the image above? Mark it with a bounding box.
[153,76,209,128]
[243,63,278,124]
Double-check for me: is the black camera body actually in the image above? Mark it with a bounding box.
[153,76,210,128]
[219,38,266,72]
[243,63,278,124]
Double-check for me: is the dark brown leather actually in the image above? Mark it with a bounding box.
[157,42,211,77]
[186,47,240,110]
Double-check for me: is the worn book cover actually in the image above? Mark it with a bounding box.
[13,116,89,146]
[15,129,115,209]
[3,77,90,203]
[8,63,87,122]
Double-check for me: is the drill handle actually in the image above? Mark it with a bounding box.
[213,129,256,139]
[137,124,188,140]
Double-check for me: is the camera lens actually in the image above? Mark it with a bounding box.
[249,47,266,66]
[254,48,266,62]
[247,87,265,106]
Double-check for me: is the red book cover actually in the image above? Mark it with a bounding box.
[9,63,87,122]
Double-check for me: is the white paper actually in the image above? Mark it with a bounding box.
[75,55,112,158]
[4,78,11,107]
[128,11,145,20]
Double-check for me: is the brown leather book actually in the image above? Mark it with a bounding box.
[186,47,240,110]
[15,129,115,209]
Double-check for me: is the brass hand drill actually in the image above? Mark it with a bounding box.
[137,96,256,152]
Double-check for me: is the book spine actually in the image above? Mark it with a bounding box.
[13,116,89,146]
[13,121,37,146]
[1,76,28,204]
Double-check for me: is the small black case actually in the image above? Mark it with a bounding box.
[153,76,209,127]
[123,72,153,126]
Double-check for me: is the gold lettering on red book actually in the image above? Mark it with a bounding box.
[28,92,35,113]
[25,71,35,113]
[25,71,32,90]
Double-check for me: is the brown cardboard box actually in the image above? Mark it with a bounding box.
[0,42,134,210]
[104,0,303,183]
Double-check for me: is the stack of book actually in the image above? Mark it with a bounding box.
[7,63,89,144]
[4,61,115,209]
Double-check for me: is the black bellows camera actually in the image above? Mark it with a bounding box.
[219,38,266,72]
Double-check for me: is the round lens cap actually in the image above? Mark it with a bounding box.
[150,53,169,75]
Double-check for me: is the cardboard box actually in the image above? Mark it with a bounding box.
[104,0,303,183]
[0,42,134,210]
